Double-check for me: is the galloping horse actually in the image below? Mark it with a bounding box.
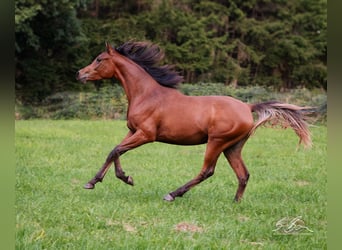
[76,41,311,202]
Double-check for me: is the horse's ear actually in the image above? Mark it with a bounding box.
[105,42,114,55]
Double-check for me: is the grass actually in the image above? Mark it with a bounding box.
[15,120,327,249]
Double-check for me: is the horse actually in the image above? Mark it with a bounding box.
[76,41,312,202]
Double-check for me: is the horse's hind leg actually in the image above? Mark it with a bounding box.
[223,138,250,202]
[163,141,222,201]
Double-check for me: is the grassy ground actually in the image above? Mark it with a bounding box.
[15,120,327,249]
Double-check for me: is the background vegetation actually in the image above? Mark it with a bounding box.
[15,0,327,111]
[15,84,327,122]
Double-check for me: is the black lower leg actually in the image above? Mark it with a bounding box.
[164,168,215,201]
[84,148,119,189]
[163,185,189,202]
[115,168,134,186]
[113,151,134,185]
[83,166,108,189]
[233,173,250,202]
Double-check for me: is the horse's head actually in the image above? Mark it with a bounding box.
[76,43,116,83]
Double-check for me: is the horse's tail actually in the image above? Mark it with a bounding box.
[249,101,313,148]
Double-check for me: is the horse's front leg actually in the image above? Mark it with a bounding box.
[84,130,151,189]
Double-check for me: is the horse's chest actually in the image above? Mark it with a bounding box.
[126,108,156,131]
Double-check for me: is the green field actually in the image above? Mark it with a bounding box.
[15,120,327,249]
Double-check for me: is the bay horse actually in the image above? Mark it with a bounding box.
[76,41,311,202]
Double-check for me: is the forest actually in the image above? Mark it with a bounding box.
[15,0,327,106]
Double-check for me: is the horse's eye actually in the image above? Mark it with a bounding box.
[96,58,102,63]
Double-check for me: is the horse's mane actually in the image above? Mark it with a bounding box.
[115,41,183,88]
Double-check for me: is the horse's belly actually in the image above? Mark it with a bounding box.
[156,128,208,145]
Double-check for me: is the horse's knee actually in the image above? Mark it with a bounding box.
[106,149,118,162]
[238,173,250,186]
[245,172,250,183]
[207,168,215,178]
[201,167,215,179]
[106,146,127,162]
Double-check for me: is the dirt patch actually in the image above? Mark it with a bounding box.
[106,220,137,233]
[237,215,250,222]
[174,222,203,233]
[71,178,80,185]
[240,239,264,247]
[123,223,137,233]
[296,180,310,186]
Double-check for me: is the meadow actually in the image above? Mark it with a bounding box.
[15,120,327,249]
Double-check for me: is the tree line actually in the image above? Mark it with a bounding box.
[15,0,327,105]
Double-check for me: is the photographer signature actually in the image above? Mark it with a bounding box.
[273,216,313,235]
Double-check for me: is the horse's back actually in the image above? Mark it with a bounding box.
[179,94,253,125]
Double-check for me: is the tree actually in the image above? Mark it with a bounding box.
[15,0,91,104]
[15,0,327,105]
[234,0,327,88]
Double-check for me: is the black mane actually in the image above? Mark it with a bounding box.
[115,41,183,88]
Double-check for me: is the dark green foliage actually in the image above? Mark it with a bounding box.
[15,0,327,105]
[16,84,128,120]
[15,84,326,123]
[15,0,91,104]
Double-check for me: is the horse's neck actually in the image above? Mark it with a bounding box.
[112,55,160,105]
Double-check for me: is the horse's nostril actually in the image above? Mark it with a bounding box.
[75,71,79,79]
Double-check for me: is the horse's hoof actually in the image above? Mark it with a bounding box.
[163,194,175,202]
[233,196,241,203]
[127,176,134,186]
[84,183,95,189]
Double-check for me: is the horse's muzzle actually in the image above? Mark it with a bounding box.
[75,71,87,83]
